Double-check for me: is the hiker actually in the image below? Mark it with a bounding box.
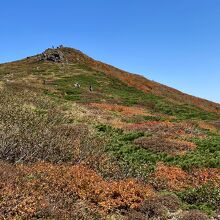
[89,85,93,92]
[74,82,80,88]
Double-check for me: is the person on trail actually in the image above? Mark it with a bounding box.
[89,85,93,92]
[74,82,80,88]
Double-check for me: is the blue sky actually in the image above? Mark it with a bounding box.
[1,0,220,103]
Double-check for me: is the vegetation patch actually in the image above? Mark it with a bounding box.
[177,183,220,215]
[134,137,196,156]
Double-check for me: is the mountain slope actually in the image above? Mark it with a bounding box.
[3,46,219,113]
[0,47,219,219]
[57,47,220,113]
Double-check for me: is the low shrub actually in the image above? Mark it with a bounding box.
[139,198,168,220]
[0,162,155,218]
[134,137,196,156]
[177,183,220,214]
[126,210,148,220]
[179,210,209,220]
[155,194,181,212]
[0,89,103,164]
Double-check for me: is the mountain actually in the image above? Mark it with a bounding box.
[58,47,220,112]
[0,47,219,220]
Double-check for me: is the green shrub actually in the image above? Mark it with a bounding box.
[121,131,145,141]
[177,183,220,214]
[167,135,220,169]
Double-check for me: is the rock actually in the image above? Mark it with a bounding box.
[39,49,64,63]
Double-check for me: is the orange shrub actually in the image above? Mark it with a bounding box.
[152,163,220,191]
[197,121,218,132]
[192,168,220,187]
[0,161,155,218]
[89,103,151,116]
[153,162,191,191]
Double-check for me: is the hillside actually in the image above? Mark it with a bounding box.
[50,47,220,112]
[0,47,220,220]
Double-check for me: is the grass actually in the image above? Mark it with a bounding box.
[154,101,219,120]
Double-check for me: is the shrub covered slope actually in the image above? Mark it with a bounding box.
[0,47,219,219]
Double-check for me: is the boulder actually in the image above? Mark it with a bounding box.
[39,49,64,62]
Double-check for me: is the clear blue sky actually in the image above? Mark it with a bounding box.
[1,0,220,103]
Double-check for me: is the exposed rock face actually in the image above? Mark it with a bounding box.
[39,49,64,62]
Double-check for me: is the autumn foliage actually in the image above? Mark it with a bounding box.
[0,161,154,218]
[152,163,220,191]
[58,47,220,113]
[89,103,151,116]
[0,47,220,219]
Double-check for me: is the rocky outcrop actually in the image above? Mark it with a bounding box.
[39,49,64,62]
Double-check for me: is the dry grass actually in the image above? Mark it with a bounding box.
[0,87,106,164]
[0,81,5,90]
